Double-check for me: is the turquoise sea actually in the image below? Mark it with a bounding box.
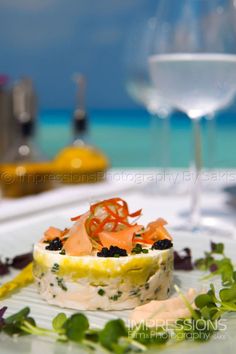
[37,109,236,168]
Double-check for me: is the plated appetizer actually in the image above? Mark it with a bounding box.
[33,198,173,310]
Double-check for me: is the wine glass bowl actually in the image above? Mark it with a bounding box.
[125,17,174,186]
[149,0,236,233]
[149,53,236,120]
[125,18,172,118]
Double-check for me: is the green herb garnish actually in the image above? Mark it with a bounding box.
[51,263,60,273]
[98,288,105,296]
[131,244,149,255]
[56,277,67,291]
[110,291,122,301]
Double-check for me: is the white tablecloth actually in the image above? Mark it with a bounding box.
[1,168,236,239]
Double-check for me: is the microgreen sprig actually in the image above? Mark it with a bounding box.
[195,242,236,286]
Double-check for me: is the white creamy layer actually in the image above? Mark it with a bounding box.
[33,243,173,311]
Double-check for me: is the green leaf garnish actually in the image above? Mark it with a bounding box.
[5,307,30,325]
[99,319,127,350]
[63,313,89,342]
[195,242,235,286]
[134,325,169,345]
[52,313,67,332]
[194,294,214,309]
[210,242,224,254]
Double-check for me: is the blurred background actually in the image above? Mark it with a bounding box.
[0,0,236,171]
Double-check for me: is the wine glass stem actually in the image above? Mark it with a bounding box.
[207,115,216,169]
[190,119,202,229]
[161,115,170,169]
[150,113,170,169]
[150,113,158,167]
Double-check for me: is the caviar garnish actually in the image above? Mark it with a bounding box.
[46,238,63,251]
[151,239,173,250]
[97,246,128,258]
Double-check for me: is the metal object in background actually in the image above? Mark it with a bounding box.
[0,75,17,160]
[0,77,54,198]
[0,76,38,162]
[72,73,89,145]
[0,75,9,158]
[7,77,45,163]
[12,77,37,128]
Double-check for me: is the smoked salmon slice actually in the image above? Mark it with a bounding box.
[142,218,172,243]
[43,227,63,242]
[98,225,143,253]
[64,213,92,256]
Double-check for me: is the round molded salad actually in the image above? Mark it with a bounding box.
[33,198,174,310]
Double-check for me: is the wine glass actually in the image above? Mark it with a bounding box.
[149,0,236,235]
[124,18,174,193]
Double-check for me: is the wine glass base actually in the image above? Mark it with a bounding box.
[170,218,236,239]
[143,181,188,196]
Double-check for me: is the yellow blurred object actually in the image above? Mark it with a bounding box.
[53,145,109,184]
[0,78,54,198]
[0,146,109,197]
[0,76,109,195]
[0,263,34,299]
[0,162,54,198]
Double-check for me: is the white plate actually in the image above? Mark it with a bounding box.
[0,215,236,353]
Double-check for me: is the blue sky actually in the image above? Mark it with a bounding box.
[0,0,157,109]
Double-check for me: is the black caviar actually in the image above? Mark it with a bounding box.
[46,238,63,251]
[97,246,128,258]
[151,239,173,250]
